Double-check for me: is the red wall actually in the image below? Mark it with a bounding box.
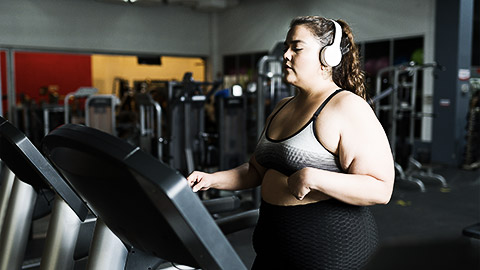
[15,52,92,104]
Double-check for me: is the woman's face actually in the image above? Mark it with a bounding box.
[283,25,323,89]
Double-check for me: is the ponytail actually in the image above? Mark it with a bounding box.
[332,20,367,100]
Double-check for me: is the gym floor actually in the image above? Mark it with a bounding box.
[228,165,480,270]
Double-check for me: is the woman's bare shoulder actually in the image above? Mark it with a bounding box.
[330,91,375,119]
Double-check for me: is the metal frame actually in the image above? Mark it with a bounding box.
[64,87,98,124]
[256,55,283,140]
[85,94,119,136]
[374,63,447,191]
[0,177,37,270]
[40,196,83,270]
[6,50,15,125]
[0,165,14,234]
[85,219,128,270]
[43,105,65,136]
[136,93,164,161]
[167,80,207,174]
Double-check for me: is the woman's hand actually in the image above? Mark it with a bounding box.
[287,167,314,200]
[187,171,214,192]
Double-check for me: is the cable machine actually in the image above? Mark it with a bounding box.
[374,62,447,191]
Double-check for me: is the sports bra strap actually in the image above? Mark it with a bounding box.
[313,89,344,119]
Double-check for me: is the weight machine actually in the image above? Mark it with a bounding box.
[42,87,99,137]
[85,94,120,136]
[373,62,447,191]
[256,43,296,140]
[46,87,118,137]
[141,73,222,175]
[216,92,247,171]
[133,93,163,160]
[63,87,98,125]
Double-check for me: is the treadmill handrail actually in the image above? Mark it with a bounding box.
[0,116,89,221]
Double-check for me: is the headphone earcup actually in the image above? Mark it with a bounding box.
[320,45,342,67]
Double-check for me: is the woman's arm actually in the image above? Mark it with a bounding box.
[288,93,395,206]
[187,155,266,192]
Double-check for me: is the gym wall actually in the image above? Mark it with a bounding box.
[0,0,437,80]
[4,52,205,109]
[216,0,436,55]
[0,0,211,56]
[91,55,205,93]
[15,52,92,102]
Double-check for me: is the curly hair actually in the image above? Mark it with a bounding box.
[289,16,367,100]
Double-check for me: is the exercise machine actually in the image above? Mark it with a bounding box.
[42,105,65,137]
[145,73,221,175]
[64,87,98,125]
[85,94,119,136]
[41,87,99,138]
[215,89,247,171]
[116,74,217,173]
[43,123,259,270]
[0,116,90,270]
[256,42,295,140]
[134,93,163,160]
[373,62,447,191]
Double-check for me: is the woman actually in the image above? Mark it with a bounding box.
[187,16,394,270]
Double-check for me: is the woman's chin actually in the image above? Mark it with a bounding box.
[283,75,296,85]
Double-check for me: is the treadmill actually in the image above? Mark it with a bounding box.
[42,123,255,270]
[0,116,90,270]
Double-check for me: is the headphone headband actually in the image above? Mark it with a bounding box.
[320,19,343,67]
[330,20,342,48]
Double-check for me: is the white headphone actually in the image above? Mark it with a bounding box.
[320,19,343,67]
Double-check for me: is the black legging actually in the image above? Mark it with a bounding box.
[251,199,378,270]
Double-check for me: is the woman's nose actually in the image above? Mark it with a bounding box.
[283,49,291,61]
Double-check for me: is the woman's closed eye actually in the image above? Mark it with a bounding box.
[283,46,303,53]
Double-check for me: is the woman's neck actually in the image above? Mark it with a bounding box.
[295,81,340,103]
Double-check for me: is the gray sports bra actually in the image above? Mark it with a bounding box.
[254,89,344,176]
